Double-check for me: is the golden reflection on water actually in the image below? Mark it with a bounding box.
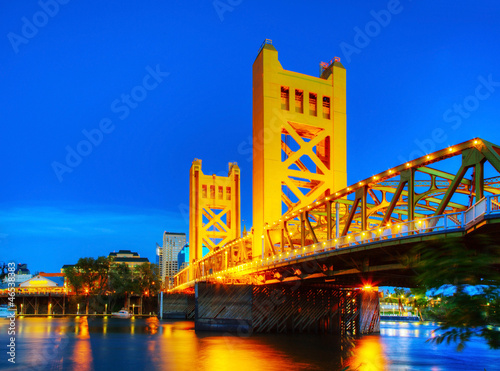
[76,316,90,339]
[145,317,159,335]
[198,336,301,371]
[9,317,451,371]
[72,316,94,370]
[345,336,387,371]
[154,321,200,370]
[146,321,324,371]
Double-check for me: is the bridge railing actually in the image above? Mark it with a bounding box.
[172,195,500,288]
[465,197,488,225]
[263,212,464,265]
[492,195,500,212]
[465,195,500,224]
[258,195,499,267]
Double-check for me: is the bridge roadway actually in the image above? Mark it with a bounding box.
[172,195,500,290]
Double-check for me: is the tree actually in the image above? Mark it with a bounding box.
[413,234,500,350]
[108,262,161,309]
[64,266,84,294]
[134,263,161,296]
[393,287,411,298]
[108,263,138,308]
[63,256,111,295]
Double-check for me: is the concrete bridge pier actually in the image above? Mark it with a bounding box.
[161,292,195,319]
[358,289,380,334]
[192,282,379,336]
[195,283,253,333]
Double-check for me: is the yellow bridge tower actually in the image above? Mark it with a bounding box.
[189,159,241,279]
[252,40,347,258]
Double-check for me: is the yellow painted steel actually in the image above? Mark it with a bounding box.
[252,41,347,258]
[170,42,500,291]
[189,159,241,280]
[172,137,500,290]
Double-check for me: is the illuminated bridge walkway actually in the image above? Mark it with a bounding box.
[173,139,500,290]
[174,194,500,290]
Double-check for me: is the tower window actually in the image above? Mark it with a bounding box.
[281,86,289,111]
[218,186,223,199]
[226,187,231,200]
[309,93,317,116]
[295,89,303,113]
[202,185,207,198]
[210,185,215,199]
[323,96,330,119]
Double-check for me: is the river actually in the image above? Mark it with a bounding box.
[0,317,498,370]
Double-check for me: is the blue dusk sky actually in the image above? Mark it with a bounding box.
[1,1,500,273]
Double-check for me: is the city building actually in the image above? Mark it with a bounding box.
[1,263,32,284]
[177,244,188,271]
[177,244,209,271]
[0,273,66,295]
[19,274,64,289]
[108,250,149,269]
[60,264,74,273]
[157,232,186,288]
[156,242,162,277]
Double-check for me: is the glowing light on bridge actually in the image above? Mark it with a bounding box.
[172,44,500,292]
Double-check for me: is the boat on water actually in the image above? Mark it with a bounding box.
[111,309,132,319]
[0,304,16,318]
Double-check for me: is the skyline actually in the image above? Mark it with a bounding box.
[2,0,500,272]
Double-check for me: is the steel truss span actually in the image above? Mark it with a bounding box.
[174,138,500,290]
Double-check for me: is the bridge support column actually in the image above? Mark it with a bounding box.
[253,284,347,334]
[161,292,195,319]
[194,282,379,336]
[195,282,252,332]
[358,290,380,334]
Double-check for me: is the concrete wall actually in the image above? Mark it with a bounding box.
[192,282,379,336]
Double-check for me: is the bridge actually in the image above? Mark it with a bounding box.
[164,40,500,335]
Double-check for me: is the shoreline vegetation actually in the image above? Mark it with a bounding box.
[62,257,161,315]
[409,234,499,350]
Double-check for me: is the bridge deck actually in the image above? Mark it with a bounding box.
[172,195,500,290]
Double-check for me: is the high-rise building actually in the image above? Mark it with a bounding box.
[177,243,209,271]
[156,242,162,278]
[157,232,186,288]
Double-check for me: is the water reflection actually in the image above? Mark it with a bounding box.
[0,318,496,370]
[145,317,159,335]
[77,316,90,338]
[71,316,93,370]
[345,335,387,370]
